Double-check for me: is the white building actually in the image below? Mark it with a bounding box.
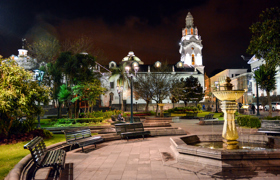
[209,69,252,104]
[247,55,280,97]
[101,12,205,110]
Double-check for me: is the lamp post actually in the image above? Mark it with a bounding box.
[256,82,260,116]
[117,85,123,110]
[33,69,45,128]
[125,62,139,123]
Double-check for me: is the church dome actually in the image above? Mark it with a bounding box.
[122,51,143,64]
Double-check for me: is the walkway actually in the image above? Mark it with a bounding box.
[34,119,280,180]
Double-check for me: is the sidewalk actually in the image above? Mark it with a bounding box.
[34,120,280,180]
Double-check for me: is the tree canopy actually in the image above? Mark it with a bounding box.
[0,58,50,137]
[171,76,204,106]
[247,7,280,69]
[254,65,276,116]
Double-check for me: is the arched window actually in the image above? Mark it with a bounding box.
[192,54,195,65]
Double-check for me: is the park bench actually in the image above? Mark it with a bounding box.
[114,122,150,140]
[62,128,103,151]
[23,136,66,179]
[199,113,214,121]
[258,120,280,135]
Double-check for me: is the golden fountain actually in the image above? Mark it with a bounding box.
[212,77,244,149]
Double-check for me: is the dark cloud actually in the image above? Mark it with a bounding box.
[0,0,280,75]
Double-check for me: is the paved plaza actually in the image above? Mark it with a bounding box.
[34,119,280,180]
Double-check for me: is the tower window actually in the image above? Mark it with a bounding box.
[191,28,193,35]
[110,82,114,89]
[185,29,188,35]
[192,54,195,65]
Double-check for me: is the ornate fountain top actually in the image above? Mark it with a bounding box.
[225,77,233,90]
[212,76,244,101]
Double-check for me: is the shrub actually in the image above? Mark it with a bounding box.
[42,129,53,138]
[237,116,250,127]
[249,117,261,128]
[8,117,36,138]
[167,109,175,113]
[46,115,67,119]
[197,104,202,111]
[84,110,123,119]
[57,118,75,124]
[75,117,103,123]
[237,116,261,128]
[263,116,280,120]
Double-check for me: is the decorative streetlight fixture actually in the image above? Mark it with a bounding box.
[154,61,161,68]
[33,69,45,128]
[125,62,139,123]
[116,85,123,110]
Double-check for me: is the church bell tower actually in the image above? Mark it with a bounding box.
[179,12,204,74]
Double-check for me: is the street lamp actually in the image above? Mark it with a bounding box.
[125,62,139,123]
[33,69,45,128]
[116,85,123,110]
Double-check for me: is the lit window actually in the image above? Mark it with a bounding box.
[192,54,195,65]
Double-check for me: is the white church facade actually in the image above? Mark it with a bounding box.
[101,12,205,110]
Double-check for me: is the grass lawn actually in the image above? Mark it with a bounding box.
[171,111,224,120]
[35,119,111,128]
[0,134,66,180]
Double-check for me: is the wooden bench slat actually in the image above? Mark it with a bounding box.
[23,136,66,179]
[115,123,150,140]
[62,128,103,152]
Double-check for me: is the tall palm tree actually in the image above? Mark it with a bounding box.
[109,63,130,111]
[254,65,277,116]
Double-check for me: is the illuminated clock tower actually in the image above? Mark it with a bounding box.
[179,12,204,74]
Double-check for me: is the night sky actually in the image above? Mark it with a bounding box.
[0,0,280,75]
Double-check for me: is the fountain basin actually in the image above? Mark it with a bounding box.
[170,134,280,174]
[212,90,245,101]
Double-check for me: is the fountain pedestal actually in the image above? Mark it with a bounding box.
[221,100,239,149]
[158,103,164,117]
[212,77,244,150]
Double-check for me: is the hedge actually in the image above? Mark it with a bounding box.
[75,117,103,123]
[46,115,68,119]
[263,116,280,120]
[237,116,261,128]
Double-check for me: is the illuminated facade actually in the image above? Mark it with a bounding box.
[102,51,205,110]
[179,12,204,74]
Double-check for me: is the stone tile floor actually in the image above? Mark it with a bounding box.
[35,136,280,180]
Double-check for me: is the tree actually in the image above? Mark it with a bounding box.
[254,65,276,116]
[27,36,60,63]
[44,62,63,118]
[82,80,107,114]
[172,76,204,106]
[109,63,130,111]
[58,84,72,118]
[149,65,176,115]
[170,78,184,106]
[247,7,280,69]
[247,7,280,116]
[134,74,153,112]
[0,58,50,138]
[56,52,97,86]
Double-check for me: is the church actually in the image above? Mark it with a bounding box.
[101,12,205,110]
[9,13,206,110]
